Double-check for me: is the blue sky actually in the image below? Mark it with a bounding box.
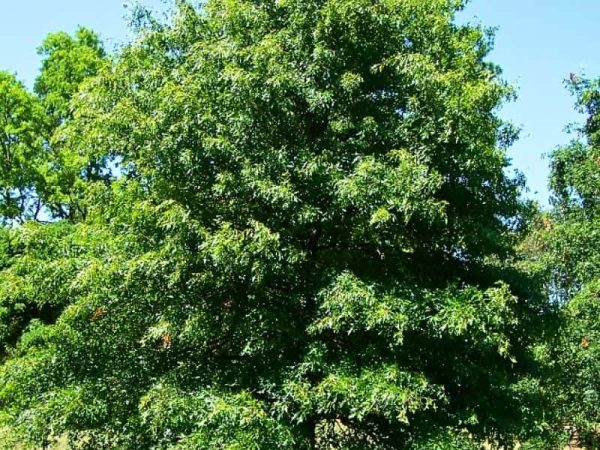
[460,1,600,206]
[1,1,599,206]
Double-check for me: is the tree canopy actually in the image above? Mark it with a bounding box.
[0,72,47,224]
[0,1,595,449]
[521,76,600,447]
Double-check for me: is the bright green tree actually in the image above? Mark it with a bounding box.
[34,27,107,125]
[0,1,553,448]
[0,72,47,224]
[0,28,108,225]
[34,27,111,221]
[0,27,111,415]
[0,26,111,377]
[524,76,600,447]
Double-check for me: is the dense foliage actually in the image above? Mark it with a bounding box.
[0,72,47,224]
[0,1,596,449]
[522,76,600,447]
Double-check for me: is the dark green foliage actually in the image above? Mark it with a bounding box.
[0,1,562,448]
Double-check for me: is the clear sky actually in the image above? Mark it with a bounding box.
[460,1,600,206]
[1,1,599,207]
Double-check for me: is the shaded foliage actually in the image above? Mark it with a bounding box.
[0,1,564,449]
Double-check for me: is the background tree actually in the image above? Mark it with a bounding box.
[0,72,46,224]
[0,28,108,225]
[0,28,111,419]
[34,27,107,125]
[523,76,600,447]
[34,27,111,221]
[0,1,554,448]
